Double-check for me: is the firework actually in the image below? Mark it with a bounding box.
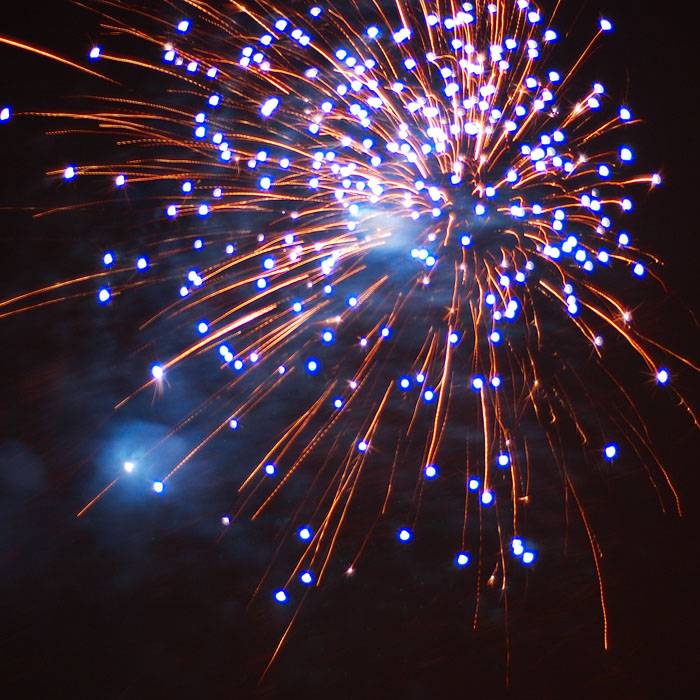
[2,0,697,663]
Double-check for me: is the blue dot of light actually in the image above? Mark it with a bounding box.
[604,443,618,460]
[398,528,412,542]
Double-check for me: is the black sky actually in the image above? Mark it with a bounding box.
[1,1,699,698]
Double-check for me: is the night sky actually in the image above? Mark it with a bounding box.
[1,1,698,698]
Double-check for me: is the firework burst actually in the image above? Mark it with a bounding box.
[2,0,697,667]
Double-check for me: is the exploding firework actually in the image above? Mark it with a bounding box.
[2,0,697,666]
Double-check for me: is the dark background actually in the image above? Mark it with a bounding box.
[1,1,698,698]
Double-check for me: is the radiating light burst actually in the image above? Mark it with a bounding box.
[3,0,698,670]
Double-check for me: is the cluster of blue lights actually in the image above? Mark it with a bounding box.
[59,3,680,617]
[511,538,536,565]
